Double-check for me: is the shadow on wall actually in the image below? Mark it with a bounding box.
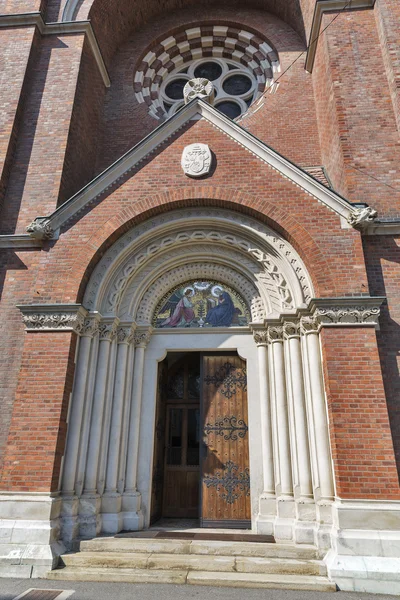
[44,0,308,50]
[364,236,400,481]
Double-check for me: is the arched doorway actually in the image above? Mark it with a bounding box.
[151,351,250,528]
[59,207,334,550]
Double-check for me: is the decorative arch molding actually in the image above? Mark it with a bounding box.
[82,208,314,322]
[135,262,261,324]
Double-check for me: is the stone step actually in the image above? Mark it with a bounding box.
[61,551,326,575]
[79,538,320,560]
[47,566,336,591]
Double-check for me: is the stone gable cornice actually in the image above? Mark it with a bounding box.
[22,99,377,243]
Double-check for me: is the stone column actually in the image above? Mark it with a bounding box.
[102,323,136,534]
[60,313,100,544]
[301,315,334,549]
[301,317,334,502]
[253,328,276,532]
[122,327,152,530]
[268,325,294,540]
[283,321,315,543]
[80,318,118,538]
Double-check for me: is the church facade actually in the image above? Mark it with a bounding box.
[0,0,400,593]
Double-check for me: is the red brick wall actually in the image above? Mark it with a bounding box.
[363,234,400,476]
[375,0,400,132]
[59,37,106,205]
[0,249,43,474]
[97,7,323,175]
[0,26,37,211]
[44,0,316,64]
[0,33,86,235]
[0,331,77,493]
[313,9,400,217]
[321,326,400,500]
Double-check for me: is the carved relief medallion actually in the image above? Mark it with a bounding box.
[181,143,212,178]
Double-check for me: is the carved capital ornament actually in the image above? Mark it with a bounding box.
[18,304,87,333]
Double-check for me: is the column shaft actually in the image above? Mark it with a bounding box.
[61,331,95,494]
[303,324,334,501]
[105,330,133,492]
[83,322,117,493]
[269,330,293,498]
[124,345,146,492]
[255,340,275,495]
[285,328,313,499]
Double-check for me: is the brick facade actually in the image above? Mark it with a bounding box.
[0,0,399,509]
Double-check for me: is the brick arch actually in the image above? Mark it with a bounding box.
[56,188,337,304]
[53,0,310,65]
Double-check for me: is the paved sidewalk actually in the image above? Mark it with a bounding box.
[0,579,399,600]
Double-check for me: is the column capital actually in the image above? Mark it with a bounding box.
[80,312,102,338]
[267,325,284,343]
[98,319,119,341]
[116,323,137,345]
[134,326,153,348]
[252,327,268,347]
[300,316,320,335]
[283,320,301,340]
[17,303,87,333]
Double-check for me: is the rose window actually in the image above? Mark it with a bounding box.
[134,25,280,120]
[162,58,257,118]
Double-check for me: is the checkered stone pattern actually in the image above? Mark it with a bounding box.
[134,25,280,119]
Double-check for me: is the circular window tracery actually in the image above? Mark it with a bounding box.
[160,58,258,118]
[133,24,280,120]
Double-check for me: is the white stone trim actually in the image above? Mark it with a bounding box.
[309,296,384,328]
[0,493,65,578]
[83,209,313,319]
[17,304,87,333]
[305,0,376,73]
[0,13,110,88]
[325,498,400,593]
[0,235,43,249]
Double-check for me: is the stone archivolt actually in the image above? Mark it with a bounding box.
[83,209,313,324]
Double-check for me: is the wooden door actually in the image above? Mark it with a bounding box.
[163,405,200,518]
[162,354,201,518]
[201,354,251,528]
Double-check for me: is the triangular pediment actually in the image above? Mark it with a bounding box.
[27,98,366,240]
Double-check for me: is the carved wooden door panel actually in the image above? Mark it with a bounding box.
[201,354,251,528]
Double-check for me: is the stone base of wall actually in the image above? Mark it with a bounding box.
[325,499,400,594]
[0,492,65,578]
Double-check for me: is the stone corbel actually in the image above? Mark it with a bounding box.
[26,217,55,240]
[347,206,378,231]
[17,304,87,333]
